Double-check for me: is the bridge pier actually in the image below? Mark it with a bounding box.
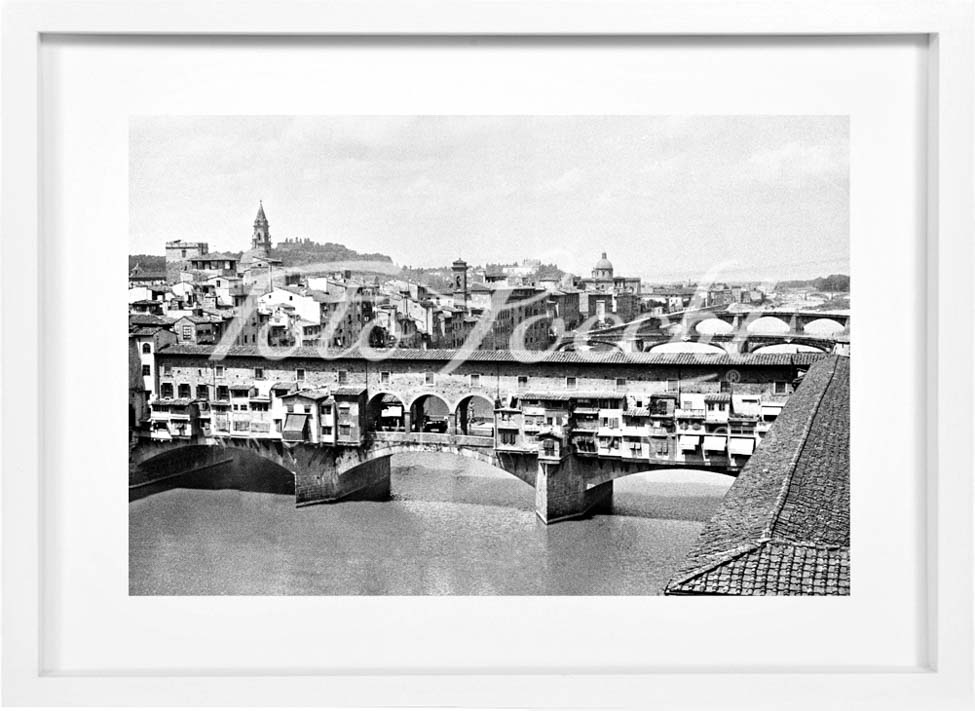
[295,455,391,508]
[535,455,613,524]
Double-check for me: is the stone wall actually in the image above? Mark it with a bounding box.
[155,351,805,413]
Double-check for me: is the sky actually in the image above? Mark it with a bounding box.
[130,115,848,282]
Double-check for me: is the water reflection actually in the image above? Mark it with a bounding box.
[129,452,732,596]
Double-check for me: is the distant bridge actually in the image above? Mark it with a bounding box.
[559,307,850,354]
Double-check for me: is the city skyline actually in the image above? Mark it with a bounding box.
[130,115,849,282]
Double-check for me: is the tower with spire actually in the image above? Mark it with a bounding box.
[251,200,272,255]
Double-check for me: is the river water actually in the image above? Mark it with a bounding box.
[129,452,732,595]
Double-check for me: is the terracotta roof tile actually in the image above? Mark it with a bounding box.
[156,343,827,369]
[665,356,850,596]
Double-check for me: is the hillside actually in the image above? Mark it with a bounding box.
[129,254,166,273]
[271,238,393,266]
[776,274,850,292]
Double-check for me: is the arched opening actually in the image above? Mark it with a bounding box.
[750,343,825,354]
[131,445,296,501]
[410,393,451,433]
[387,450,534,509]
[804,317,846,336]
[694,318,734,335]
[611,468,735,521]
[456,394,496,436]
[560,340,624,353]
[366,392,407,432]
[647,341,726,355]
[746,316,791,334]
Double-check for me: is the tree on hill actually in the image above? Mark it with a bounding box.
[271,240,393,266]
[777,274,850,292]
[129,254,166,272]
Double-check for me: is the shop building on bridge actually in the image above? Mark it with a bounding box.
[143,345,824,472]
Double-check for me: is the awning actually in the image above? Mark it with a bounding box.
[679,435,700,450]
[729,437,755,456]
[704,435,727,452]
[282,413,308,441]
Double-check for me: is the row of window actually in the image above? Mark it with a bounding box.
[152,364,789,396]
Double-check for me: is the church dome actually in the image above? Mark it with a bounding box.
[594,252,614,272]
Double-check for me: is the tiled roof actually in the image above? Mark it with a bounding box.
[522,391,623,402]
[129,313,176,327]
[665,356,850,596]
[704,392,732,402]
[155,343,827,368]
[192,251,239,262]
[282,389,331,401]
[333,385,368,396]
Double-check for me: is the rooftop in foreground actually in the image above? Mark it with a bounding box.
[665,355,850,595]
[154,344,827,368]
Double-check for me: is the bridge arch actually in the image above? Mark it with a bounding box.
[803,317,846,336]
[408,392,452,433]
[130,440,297,500]
[646,340,726,355]
[694,318,734,335]
[746,316,791,334]
[556,340,625,353]
[750,343,825,355]
[455,393,496,436]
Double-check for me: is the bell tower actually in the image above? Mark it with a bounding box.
[452,258,469,311]
[252,200,272,254]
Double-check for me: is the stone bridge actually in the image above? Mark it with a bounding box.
[560,308,850,354]
[130,431,732,524]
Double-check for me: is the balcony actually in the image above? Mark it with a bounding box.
[571,421,599,433]
[676,419,705,433]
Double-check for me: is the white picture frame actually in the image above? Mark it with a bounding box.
[2,0,973,707]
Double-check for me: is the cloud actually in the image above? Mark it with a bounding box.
[535,168,586,195]
[747,141,847,185]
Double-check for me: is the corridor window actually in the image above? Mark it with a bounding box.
[517,376,528,389]
[380,371,390,385]
[566,376,576,389]
[616,378,627,389]
[774,381,788,395]
[296,368,305,381]
[425,372,435,386]
[254,367,264,379]
[667,378,679,392]
[338,370,348,384]
[214,365,225,377]
[469,373,480,387]
[720,381,732,393]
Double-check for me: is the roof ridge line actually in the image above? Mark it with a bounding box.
[664,541,765,591]
[759,357,840,541]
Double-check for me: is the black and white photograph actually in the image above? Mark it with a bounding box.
[128,115,850,596]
